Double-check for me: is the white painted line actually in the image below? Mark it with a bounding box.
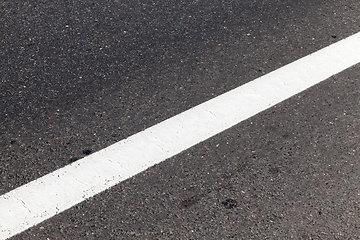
[1,32,360,239]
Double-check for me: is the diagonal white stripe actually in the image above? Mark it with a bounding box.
[1,32,360,240]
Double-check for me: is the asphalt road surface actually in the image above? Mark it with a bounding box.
[1,0,360,239]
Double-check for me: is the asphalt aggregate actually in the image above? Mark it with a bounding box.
[1,0,360,239]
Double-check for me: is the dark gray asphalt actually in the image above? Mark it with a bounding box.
[20,66,360,239]
[1,0,360,239]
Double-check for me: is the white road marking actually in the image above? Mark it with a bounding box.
[1,32,360,239]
